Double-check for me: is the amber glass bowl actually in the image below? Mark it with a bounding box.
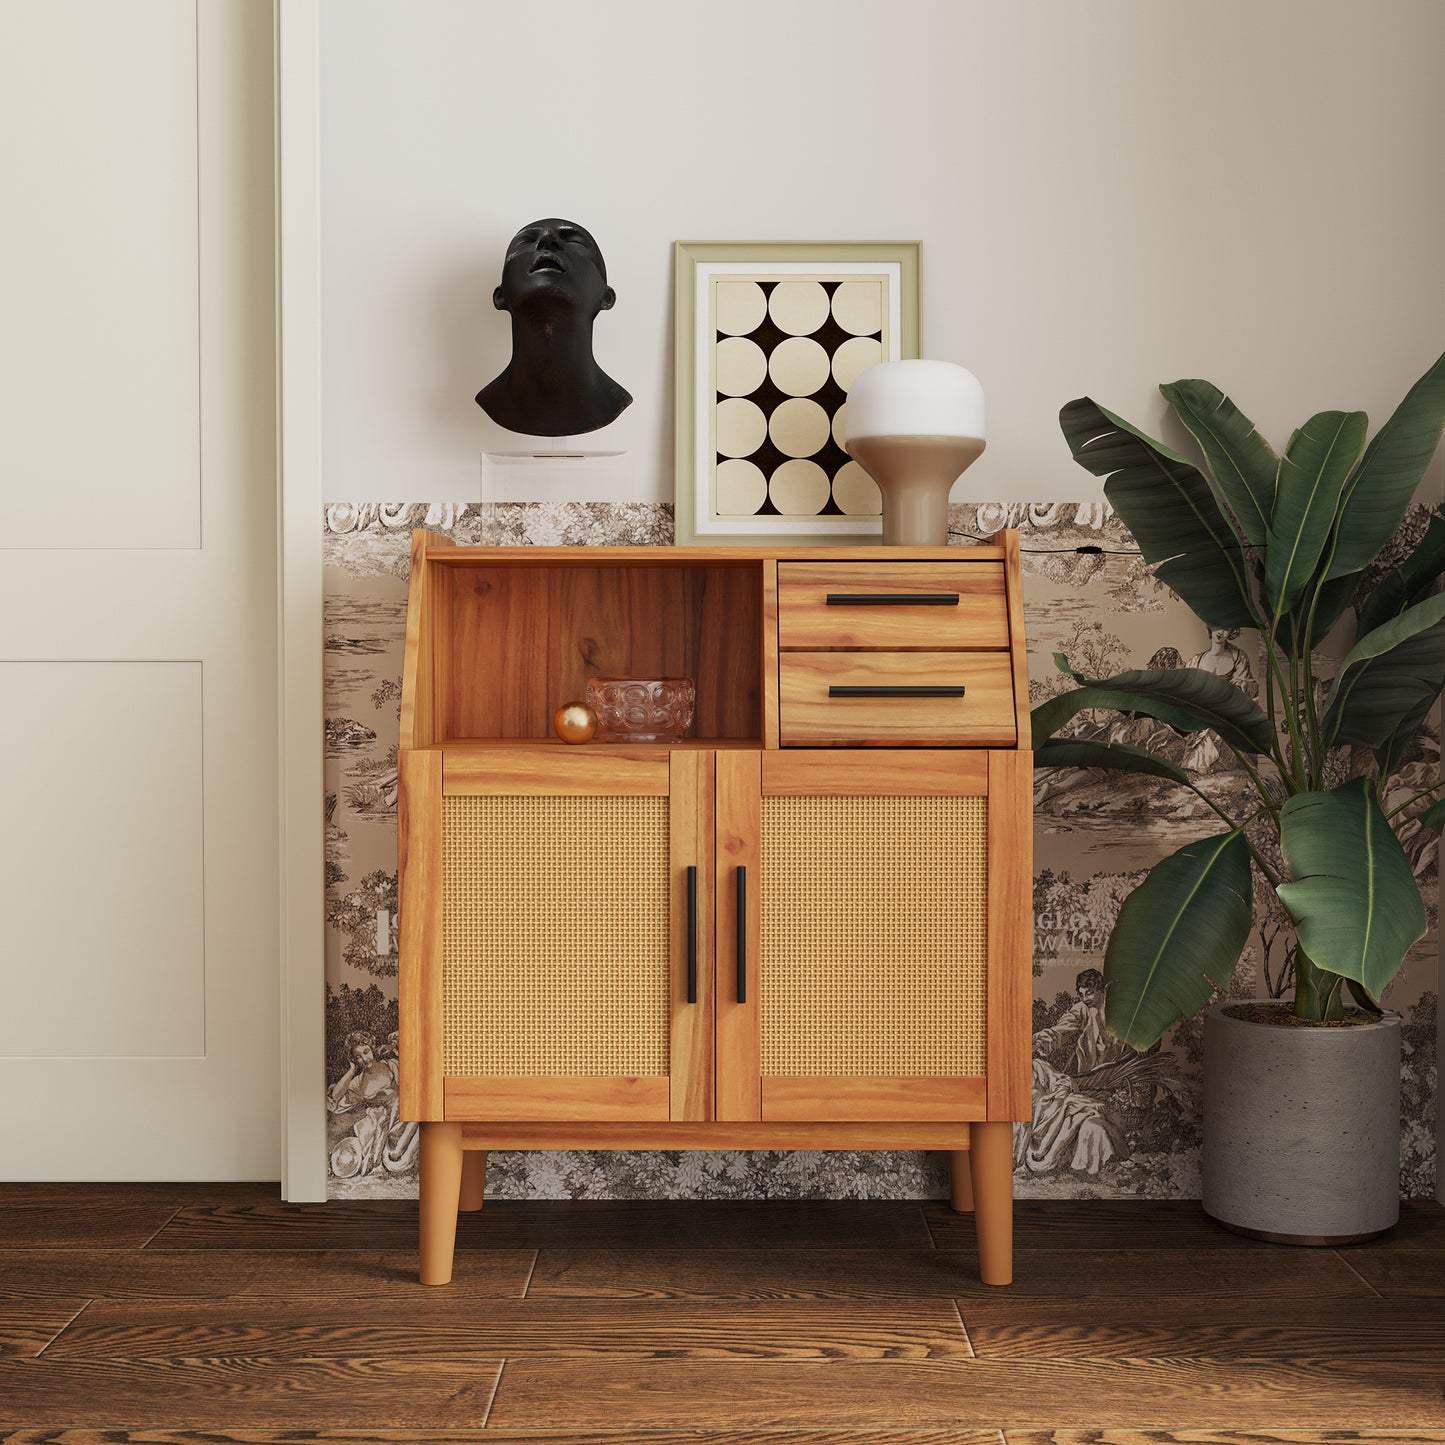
[584,676,696,743]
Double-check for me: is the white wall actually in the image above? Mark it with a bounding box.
[321,0,1445,505]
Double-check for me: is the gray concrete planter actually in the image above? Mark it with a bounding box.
[1202,1001,1401,1244]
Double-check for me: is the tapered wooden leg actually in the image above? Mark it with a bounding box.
[459,1149,488,1212]
[948,1150,974,1212]
[419,1122,463,1286]
[969,1120,1014,1286]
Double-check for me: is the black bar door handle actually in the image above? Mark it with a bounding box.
[826,593,959,606]
[685,866,698,1004]
[735,865,747,1004]
[828,685,967,698]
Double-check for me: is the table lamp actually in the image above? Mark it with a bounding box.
[845,360,986,546]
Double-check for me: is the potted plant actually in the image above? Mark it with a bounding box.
[1034,348,1445,1242]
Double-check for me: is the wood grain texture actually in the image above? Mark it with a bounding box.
[763,557,781,749]
[777,560,1010,651]
[431,545,1005,565]
[923,1201,1295,1251]
[761,1077,987,1123]
[443,563,762,742]
[398,530,434,749]
[443,1078,671,1123]
[0,1432,1006,1445]
[0,1296,91,1357]
[714,749,762,1122]
[527,1247,1379,1301]
[8,1193,1443,1436]
[669,748,714,1121]
[1002,530,1031,741]
[0,1248,536,1299]
[987,749,1033,1121]
[41,1297,971,1363]
[779,652,1017,747]
[144,1201,935,1253]
[959,1294,1445,1361]
[1341,1247,1445,1296]
[458,1123,970,1149]
[761,750,988,797]
[528,1249,990,1300]
[687,564,764,739]
[484,1358,1445,1431]
[442,748,670,795]
[397,746,443,1121]
[1007,1434,1445,1444]
[0,1183,277,1206]
[0,1206,177,1250]
[0,1358,504,1430]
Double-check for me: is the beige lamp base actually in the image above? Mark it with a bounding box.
[848,434,985,547]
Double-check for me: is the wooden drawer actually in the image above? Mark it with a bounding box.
[777,561,1010,650]
[779,652,1017,747]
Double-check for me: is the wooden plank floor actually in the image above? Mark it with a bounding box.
[0,1187,1442,1440]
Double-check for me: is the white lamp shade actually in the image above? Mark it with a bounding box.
[845,359,985,442]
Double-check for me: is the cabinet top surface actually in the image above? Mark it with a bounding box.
[418,536,1009,565]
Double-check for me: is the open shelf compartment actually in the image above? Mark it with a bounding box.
[401,544,764,748]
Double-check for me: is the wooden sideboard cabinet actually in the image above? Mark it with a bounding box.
[397,529,1032,1286]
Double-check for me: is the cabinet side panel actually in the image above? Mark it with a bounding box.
[715,750,762,1121]
[399,531,432,749]
[669,750,715,1120]
[398,748,444,1120]
[987,749,1034,1121]
[1003,530,1031,742]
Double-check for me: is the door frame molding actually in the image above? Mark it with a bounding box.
[275,0,326,1201]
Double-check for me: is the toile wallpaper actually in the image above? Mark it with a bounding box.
[323,500,1438,1202]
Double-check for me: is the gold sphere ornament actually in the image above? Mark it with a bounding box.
[552,701,598,745]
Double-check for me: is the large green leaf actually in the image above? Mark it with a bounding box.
[1373,687,1443,778]
[1320,590,1445,750]
[1416,799,1445,833]
[1296,568,1362,647]
[1276,779,1426,996]
[1356,508,1445,637]
[1325,348,1445,580]
[1034,737,1191,784]
[1265,410,1368,619]
[1161,379,1278,547]
[1060,398,1256,629]
[1103,830,1254,1048]
[1034,656,1275,755]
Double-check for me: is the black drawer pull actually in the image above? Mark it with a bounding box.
[686,866,698,1004]
[826,592,959,606]
[735,865,747,1005]
[828,685,967,698]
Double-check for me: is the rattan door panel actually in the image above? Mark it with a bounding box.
[426,750,713,1123]
[442,792,670,1079]
[717,754,991,1123]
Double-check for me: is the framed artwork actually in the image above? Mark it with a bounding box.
[674,241,920,546]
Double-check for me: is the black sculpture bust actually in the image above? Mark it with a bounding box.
[475,218,633,437]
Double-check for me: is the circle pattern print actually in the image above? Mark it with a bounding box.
[709,274,888,522]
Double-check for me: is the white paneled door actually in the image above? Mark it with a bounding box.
[0,1,280,1178]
